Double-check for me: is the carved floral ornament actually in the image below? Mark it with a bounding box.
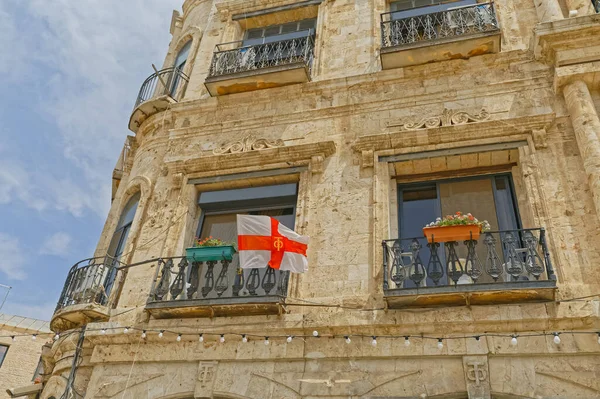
[213,135,285,155]
[388,108,491,131]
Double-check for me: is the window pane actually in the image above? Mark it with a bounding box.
[281,22,298,34]
[264,26,281,37]
[298,18,317,31]
[439,178,500,284]
[439,178,499,230]
[0,345,8,367]
[199,213,239,243]
[117,193,140,229]
[246,28,264,40]
[400,185,438,238]
[175,41,192,69]
[493,176,519,231]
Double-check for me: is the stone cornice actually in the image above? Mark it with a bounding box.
[534,14,600,66]
[166,140,336,177]
[353,114,555,155]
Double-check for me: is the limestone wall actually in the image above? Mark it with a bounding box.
[43,1,600,398]
[0,327,45,399]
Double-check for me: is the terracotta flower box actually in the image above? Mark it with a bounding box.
[422,225,481,243]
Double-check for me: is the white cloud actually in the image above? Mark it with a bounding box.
[0,0,181,218]
[40,232,73,258]
[0,233,27,280]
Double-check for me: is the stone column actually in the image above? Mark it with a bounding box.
[565,0,596,16]
[564,80,600,220]
[533,0,564,22]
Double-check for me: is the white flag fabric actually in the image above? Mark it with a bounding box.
[236,214,309,273]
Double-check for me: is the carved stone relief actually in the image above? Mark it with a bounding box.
[463,356,491,399]
[388,108,491,130]
[213,135,285,155]
[195,361,218,399]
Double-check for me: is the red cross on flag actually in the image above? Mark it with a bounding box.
[237,214,309,273]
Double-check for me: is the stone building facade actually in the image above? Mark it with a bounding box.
[0,314,50,399]
[43,0,600,398]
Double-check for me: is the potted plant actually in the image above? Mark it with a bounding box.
[185,237,236,262]
[422,212,491,243]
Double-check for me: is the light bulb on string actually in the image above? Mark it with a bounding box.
[344,336,351,344]
[312,330,319,337]
[158,330,164,339]
[597,333,600,345]
[141,330,147,339]
[199,334,204,343]
[123,327,129,334]
[371,336,377,347]
[474,336,481,342]
[404,336,410,347]
[220,334,225,343]
[286,336,293,343]
[437,339,443,350]
[242,335,248,343]
[176,334,182,342]
[11,336,15,342]
[553,333,561,345]
[510,335,518,346]
[101,329,106,334]
[54,333,60,341]
[264,337,270,345]
[31,334,37,341]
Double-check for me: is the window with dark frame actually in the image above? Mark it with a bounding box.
[396,173,522,287]
[0,344,8,368]
[194,183,298,299]
[243,18,317,46]
[32,357,44,381]
[390,0,477,19]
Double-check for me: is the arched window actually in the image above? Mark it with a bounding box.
[170,40,192,97]
[107,192,140,261]
[174,40,192,72]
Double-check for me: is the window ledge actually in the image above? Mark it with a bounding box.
[384,280,556,309]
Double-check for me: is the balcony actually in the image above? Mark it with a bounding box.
[129,67,189,132]
[145,257,288,318]
[380,2,501,69]
[382,228,557,308]
[204,33,314,96]
[51,257,124,332]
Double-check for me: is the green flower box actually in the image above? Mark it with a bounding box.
[185,245,236,262]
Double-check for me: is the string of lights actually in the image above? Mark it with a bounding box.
[4,325,600,348]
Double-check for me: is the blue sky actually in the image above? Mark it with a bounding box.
[0,0,181,320]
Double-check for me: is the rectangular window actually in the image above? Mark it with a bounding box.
[390,0,476,19]
[243,18,317,46]
[195,183,298,298]
[0,345,8,367]
[397,174,521,286]
[32,357,43,381]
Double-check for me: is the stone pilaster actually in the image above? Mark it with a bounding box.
[564,80,600,220]
[533,0,563,22]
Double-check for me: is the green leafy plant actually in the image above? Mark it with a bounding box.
[424,211,491,231]
[193,236,235,247]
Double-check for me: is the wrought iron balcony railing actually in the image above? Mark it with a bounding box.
[208,32,315,78]
[55,256,125,313]
[134,67,189,109]
[382,228,556,291]
[147,257,290,304]
[381,2,499,49]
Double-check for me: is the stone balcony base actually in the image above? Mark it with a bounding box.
[385,280,556,309]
